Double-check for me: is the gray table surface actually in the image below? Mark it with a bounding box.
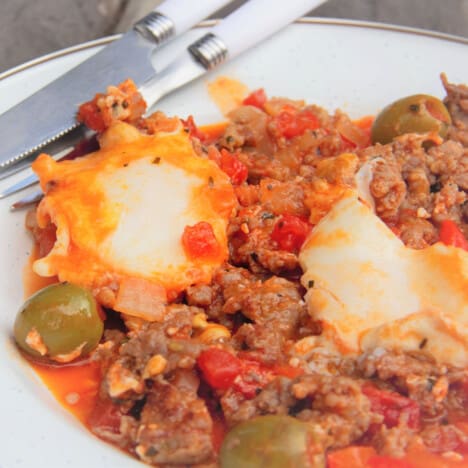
[0,0,467,73]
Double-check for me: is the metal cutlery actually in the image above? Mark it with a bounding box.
[2,0,327,208]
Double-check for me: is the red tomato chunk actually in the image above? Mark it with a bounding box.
[232,359,273,399]
[197,348,241,390]
[182,222,220,260]
[327,446,377,468]
[271,214,311,252]
[368,456,415,468]
[274,106,320,139]
[219,149,248,185]
[242,88,267,109]
[182,115,207,142]
[362,384,420,430]
[439,219,468,251]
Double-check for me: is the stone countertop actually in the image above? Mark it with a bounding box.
[0,0,467,73]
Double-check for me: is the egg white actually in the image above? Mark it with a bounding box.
[299,192,468,367]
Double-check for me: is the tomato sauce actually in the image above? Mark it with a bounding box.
[200,122,228,143]
[31,359,100,424]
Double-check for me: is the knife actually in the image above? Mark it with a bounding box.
[5,0,327,206]
[0,0,233,180]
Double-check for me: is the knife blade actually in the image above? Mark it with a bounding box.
[0,0,232,178]
[7,0,328,208]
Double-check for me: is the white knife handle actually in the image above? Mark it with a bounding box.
[136,0,232,44]
[157,0,232,35]
[208,0,327,59]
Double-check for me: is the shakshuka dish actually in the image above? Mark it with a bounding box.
[13,75,468,467]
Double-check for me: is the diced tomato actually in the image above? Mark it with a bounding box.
[243,88,267,109]
[329,442,468,468]
[327,446,377,468]
[354,115,375,132]
[271,214,312,252]
[219,149,248,185]
[77,101,106,132]
[404,441,468,468]
[362,384,420,430]
[439,220,468,251]
[197,348,242,390]
[181,222,221,260]
[271,364,304,379]
[232,359,274,399]
[368,456,415,468]
[182,115,207,141]
[87,398,122,435]
[77,79,146,132]
[198,350,304,398]
[274,106,320,139]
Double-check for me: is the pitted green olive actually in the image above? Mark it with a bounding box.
[14,282,103,363]
[219,415,325,468]
[371,94,451,145]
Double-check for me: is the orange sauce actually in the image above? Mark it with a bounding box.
[200,122,228,142]
[31,359,100,425]
[207,76,249,115]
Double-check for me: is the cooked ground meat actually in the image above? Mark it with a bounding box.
[292,374,377,449]
[357,131,468,247]
[371,425,416,458]
[369,154,407,221]
[79,77,468,467]
[442,73,468,147]
[222,372,378,450]
[221,376,295,426]
[228,205,300,274]
[398,216,438,249]
[134,380,214,466]
[358,349,468,425]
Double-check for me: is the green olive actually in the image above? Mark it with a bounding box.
[219,415,325,468]
[371,94,451,145]
[14,283,103,363]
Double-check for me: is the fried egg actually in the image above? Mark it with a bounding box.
[299,192,468,367]
[32,122,237,320]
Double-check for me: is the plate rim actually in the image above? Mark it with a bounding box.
[1,17,467,82]
[1,14,467,468]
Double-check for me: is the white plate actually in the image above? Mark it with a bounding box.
[0,19,467,468]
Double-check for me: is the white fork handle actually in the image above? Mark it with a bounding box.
[211,0,327,59]
[157,0,233,35]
